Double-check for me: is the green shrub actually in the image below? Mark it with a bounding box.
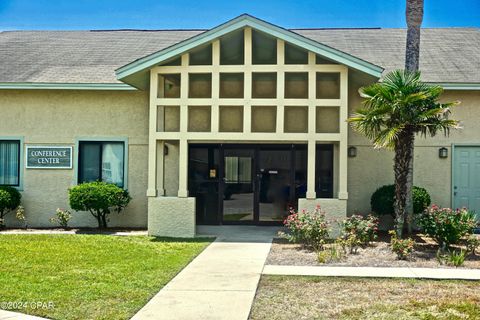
[417,205,476,250]
[282,205,329,251]
[340,214,378,245]
[337,233,362,254]
[49,208,72,228]
[69,182,131,229]
[317,244,343,264]
[0,186,22,228]
[337,215,378,254]
[436,249,465,267]
[465,235,480,256]
[389,230,415,260]
[371,184,431,216]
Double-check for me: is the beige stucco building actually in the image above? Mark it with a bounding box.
[0,15,479,236]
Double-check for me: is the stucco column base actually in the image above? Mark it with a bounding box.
[298,198,347,237]
[148,197,196,238]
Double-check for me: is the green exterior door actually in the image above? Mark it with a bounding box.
[453,147,480,223]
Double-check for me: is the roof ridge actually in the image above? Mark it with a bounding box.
[0,29,207,33]
[1,27,478,33]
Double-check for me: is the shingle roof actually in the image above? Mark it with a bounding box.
[0,27,478,84]
[295,28,480,84]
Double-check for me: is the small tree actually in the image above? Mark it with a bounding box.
[69,182,131,229]
[348,70,460,238]
[0,186,22,228]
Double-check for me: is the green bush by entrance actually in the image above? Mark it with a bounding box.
[371,184,431,217]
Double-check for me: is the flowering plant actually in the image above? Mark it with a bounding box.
[340,214,379,246]
[337,214,378,254]
[389,230,415,260]
[283,205,330,251]
[49,208,72,228]
[417,205,476,249]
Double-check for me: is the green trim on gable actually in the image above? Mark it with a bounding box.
[429,82,480,91]
[0,82,137,91]
[115,14,384,88]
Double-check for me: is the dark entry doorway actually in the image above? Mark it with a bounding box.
[189,143,331,225]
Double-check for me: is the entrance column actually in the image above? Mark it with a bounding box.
[306,139,316,199]
[178,139,188,197]
[147,70,159,197]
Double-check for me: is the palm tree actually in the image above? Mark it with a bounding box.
[348,70,460,237]
[404,0,424,233]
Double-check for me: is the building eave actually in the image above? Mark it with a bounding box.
[0,82,137,91]
[429,82,480,91]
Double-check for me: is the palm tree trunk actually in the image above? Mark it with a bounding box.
[404,0,424,234]
[406,145,414,234]
[394,130,415,238]
[405,0,424,72]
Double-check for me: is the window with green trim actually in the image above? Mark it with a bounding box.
[78,141,125,187]
[0,140,20,186]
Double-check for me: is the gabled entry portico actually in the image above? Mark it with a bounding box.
[114,15,383,237]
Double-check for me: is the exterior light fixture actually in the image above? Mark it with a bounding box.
[439,147,448,159]
[348,146,357,158]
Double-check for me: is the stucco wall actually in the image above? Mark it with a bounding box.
[347,71,480,215]
[148,196,195,237]
[0,89,149,228]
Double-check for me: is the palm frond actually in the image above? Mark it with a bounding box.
[348,69,461,150]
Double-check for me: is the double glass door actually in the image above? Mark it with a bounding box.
[189,144,308,225]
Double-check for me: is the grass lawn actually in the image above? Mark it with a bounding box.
[0,234,212,320]
[250,275,480,320]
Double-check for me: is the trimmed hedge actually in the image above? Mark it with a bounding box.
[69,181,131,229]
[371,184,431,216]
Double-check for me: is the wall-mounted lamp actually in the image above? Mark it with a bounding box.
[164,145,169,156]
[439,147,448,159]
[348,146,357,158]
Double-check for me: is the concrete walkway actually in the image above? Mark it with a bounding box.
[263,265,480,280]
[131,226,279,320]
[0,310,48,320]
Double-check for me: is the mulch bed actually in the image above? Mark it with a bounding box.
[266,232,480,268]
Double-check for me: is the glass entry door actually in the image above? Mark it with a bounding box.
[189,144,313,225]
[222,148,255,222]
[257,148,292,222]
